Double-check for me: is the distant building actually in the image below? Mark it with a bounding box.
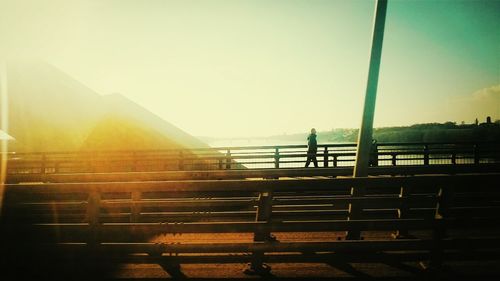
[479,116,495,127]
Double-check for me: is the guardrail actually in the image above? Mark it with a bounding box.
[3,141,500,174]
[6,163,500,184]
[1,173,500,277]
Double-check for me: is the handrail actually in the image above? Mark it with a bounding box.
[3,141,500,174]
[2,171,499,276]
[5,140,500,155]
[6,164,500,184]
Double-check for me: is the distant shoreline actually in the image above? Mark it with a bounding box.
[200,121,500,148]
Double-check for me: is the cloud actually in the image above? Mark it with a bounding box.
[447,84,500,123]
[472,84,500,101]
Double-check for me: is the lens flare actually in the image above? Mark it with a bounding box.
[0,62,8,215]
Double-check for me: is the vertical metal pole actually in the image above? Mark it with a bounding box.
[225,149,231,169]
[353,0,388,178]
[323,147,329,167]
[247,190,274,274]
[131,191,142,223]
[347,0,388,241]
[179,150,184,170]
[87,189,101,251]
[423,144,430,165]
[274,147,280,169]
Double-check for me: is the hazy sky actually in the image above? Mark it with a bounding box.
[1,0,498,137]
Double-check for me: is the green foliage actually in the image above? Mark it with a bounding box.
[373,122,500,143]
[270,122,500,143]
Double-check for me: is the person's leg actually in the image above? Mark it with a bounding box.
[313,155,318,168]
[305,156,311,167]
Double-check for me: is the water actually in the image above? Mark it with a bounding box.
[207,138,304,148]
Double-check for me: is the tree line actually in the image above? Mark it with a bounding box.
[270,120,500,143]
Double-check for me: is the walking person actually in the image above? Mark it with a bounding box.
[305,128,318,168]
[369,139,378,167]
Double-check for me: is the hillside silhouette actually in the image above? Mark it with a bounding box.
[259,120,500,144]
[2,60,208,152]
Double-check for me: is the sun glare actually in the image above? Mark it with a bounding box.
[0,62,8,215]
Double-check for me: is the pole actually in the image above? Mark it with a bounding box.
[347,0,388,241]
[353,0,388,178]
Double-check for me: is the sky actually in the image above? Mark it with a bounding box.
[0,0,498,138]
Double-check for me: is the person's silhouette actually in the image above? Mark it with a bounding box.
[369,139,378,167]
[305,128,318,168]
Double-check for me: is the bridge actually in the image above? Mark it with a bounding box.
[1,141,499,279]
[1,0,499,278]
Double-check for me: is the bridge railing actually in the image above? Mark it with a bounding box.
[3,141,500,174]
[1,173,500,275]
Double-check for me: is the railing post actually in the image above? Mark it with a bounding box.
[179,150,184,170]
[87,189,101,251]
[162,152,168,170]
[473,144,480,164]
[423,144,430,166]
[346,183,366,240]
[391,153,397,166]
[132,151,137,172]
[86,159,92,173]
[333,155,338,167]
[225,149,231,170]
[254,191,274,241]
[131,191,142,223]
[323,147,329,168]
[245,190,275,275]
[369,142,378,167]
[274,148,280,169]
[89,152,96,173]
[393,185,413,239]
[424,185,453,271]
[40,153,46,174]
[218,158,223,170]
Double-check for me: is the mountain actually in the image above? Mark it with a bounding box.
[1,60,208,152]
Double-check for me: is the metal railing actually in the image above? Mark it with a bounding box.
[2,173,500,275]
[3,141,500,174]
